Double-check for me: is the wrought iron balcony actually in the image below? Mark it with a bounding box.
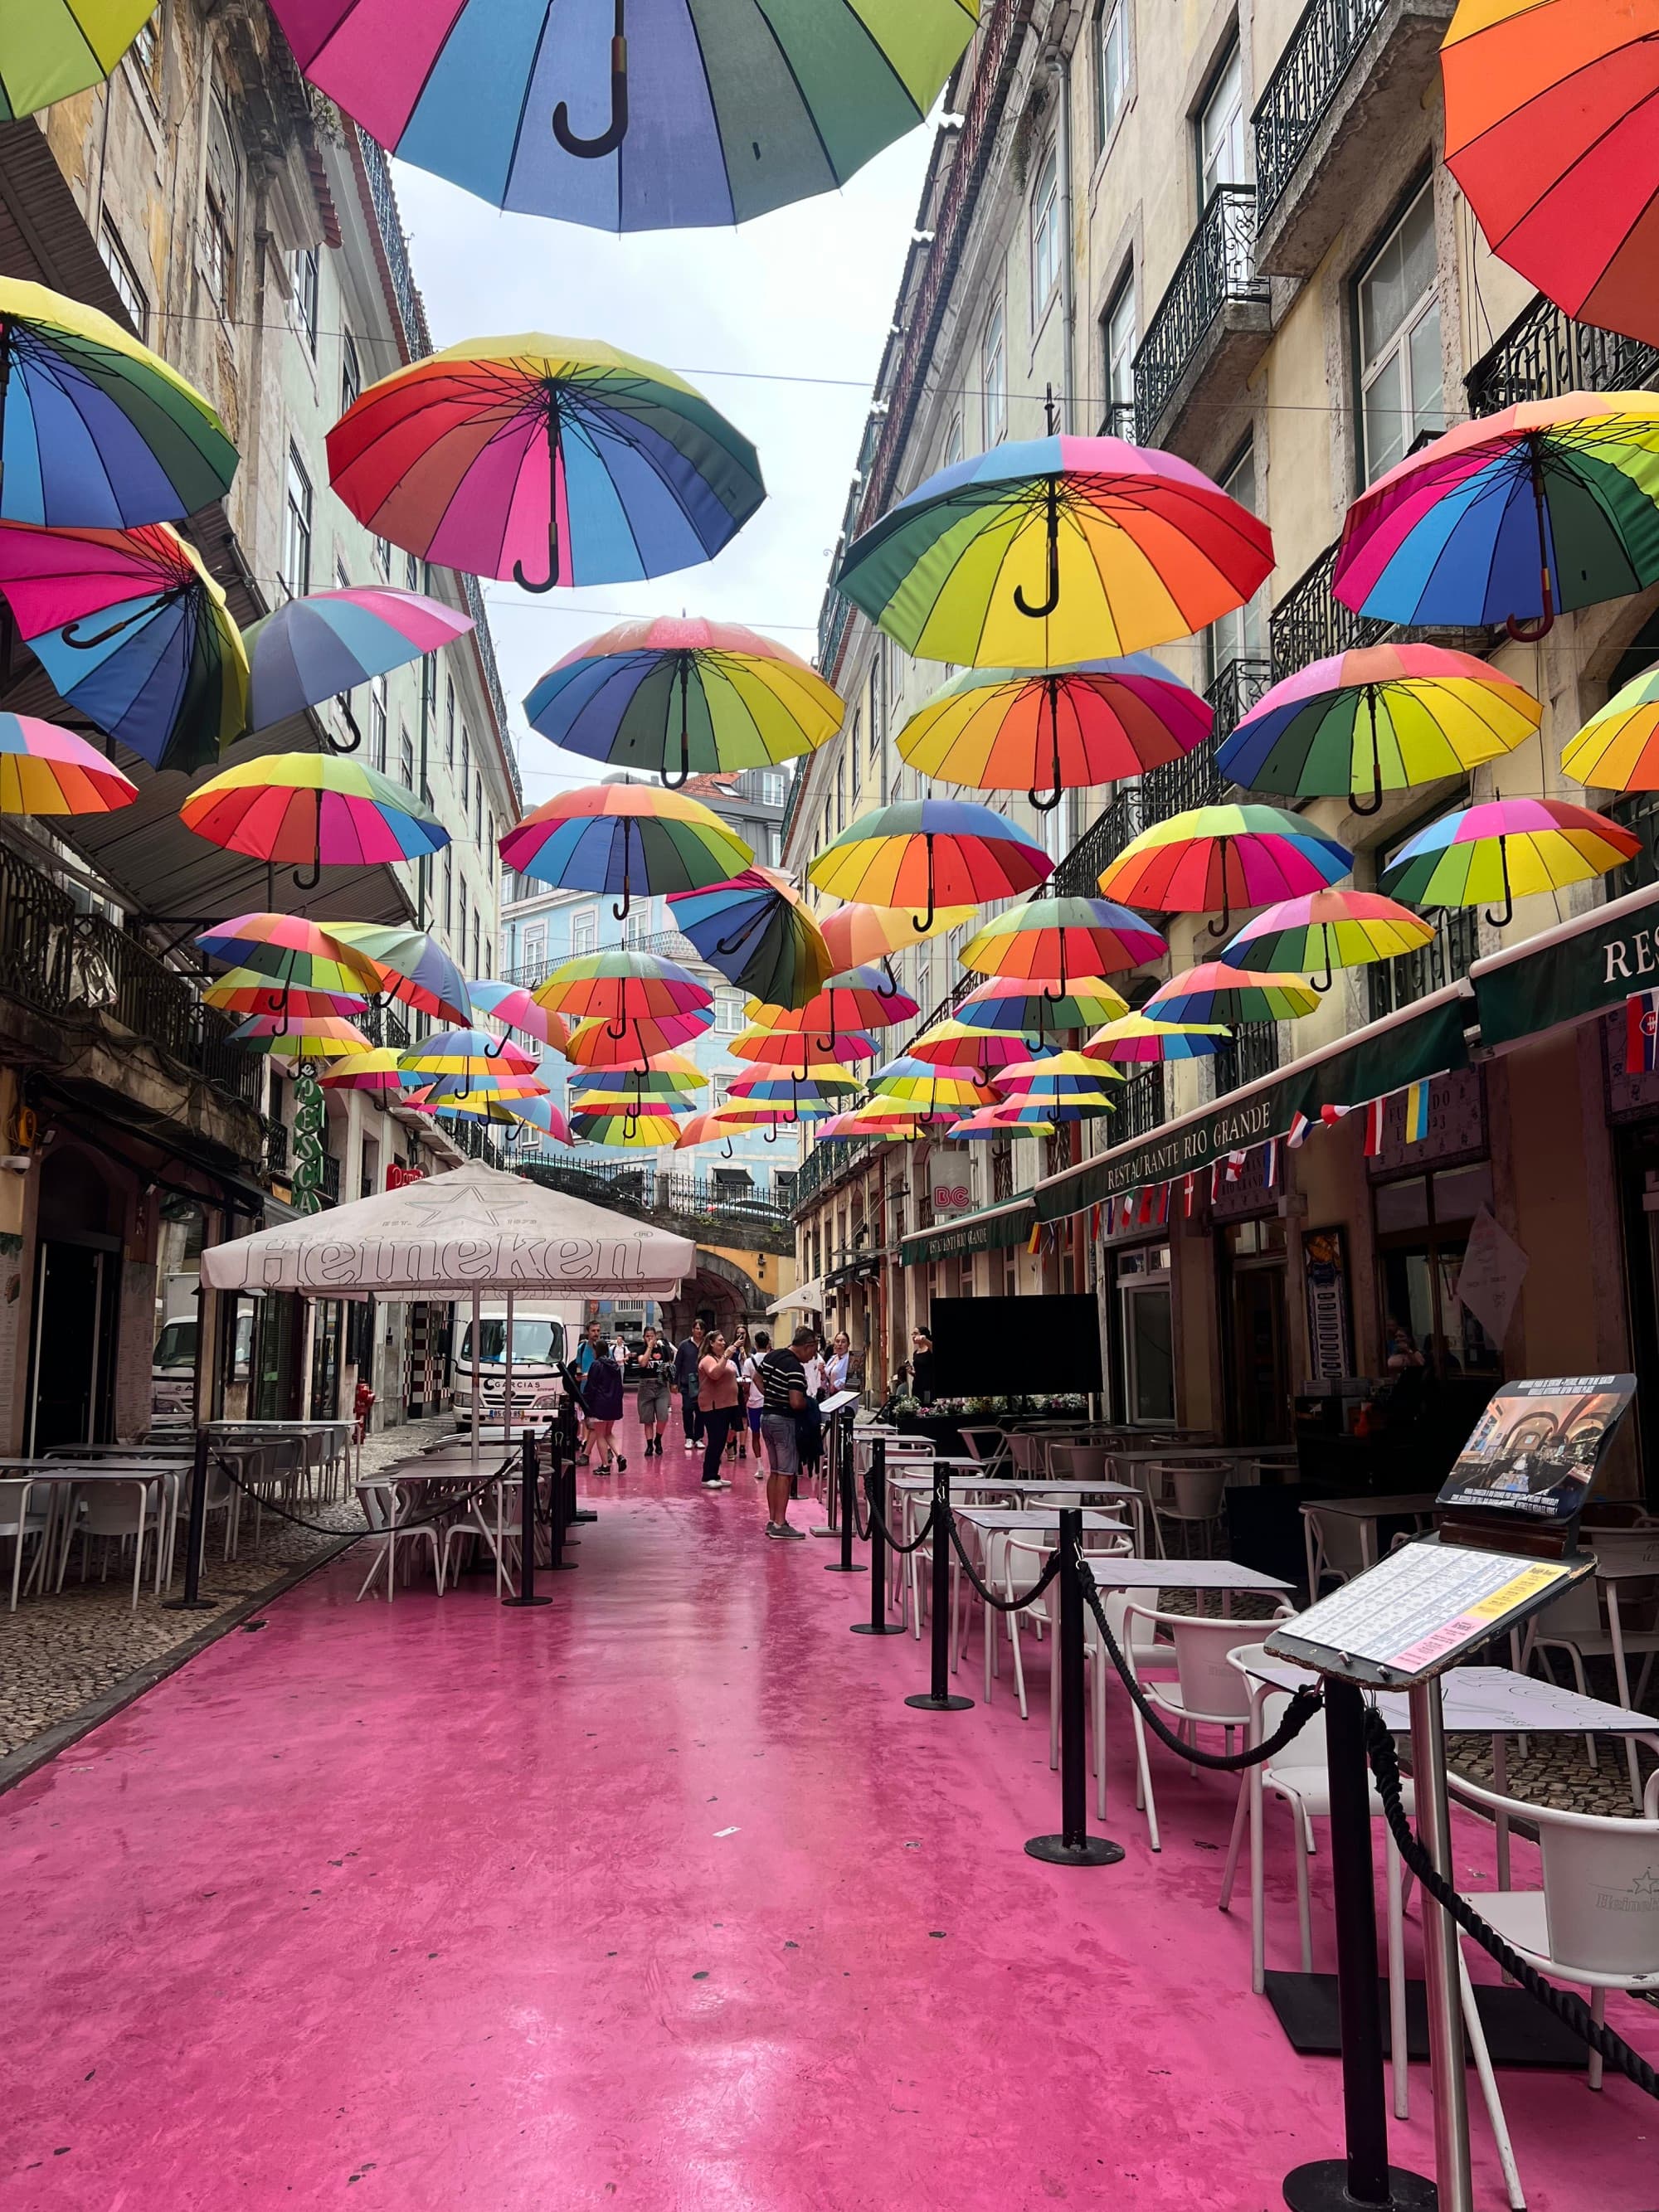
[1466,292,1659,418]
[1118,1067,1165,1142]
[265,1120,289,1180]
[1367,905,1481,1020]
[1204,654,1276,744]
[319,1152,342,1206]
[1131,187,1268,442]
[359,998,411,1053]
[1212,1023,1281,1096]
[1100,400,1139,442]
[1255,0,1394,219]
[1270,541,1389,682]
[1051,783,1146,898]
[792,1129,873,1213]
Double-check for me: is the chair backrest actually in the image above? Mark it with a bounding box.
[79,1482,156,1534]
[1529,1573,1606,1640]
[1127,1604,1254,1723]
[1008,1431,1043,1476]
[357,1480,398,1533]
[1304,1506,1367,1579]
[0,1478,36,1530]
[1451,1772,1659,1981]
[1165,1463,1227,1519]
[1050,1443,1107,1481]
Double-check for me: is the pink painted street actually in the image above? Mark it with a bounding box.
[2,1403,1654,2210]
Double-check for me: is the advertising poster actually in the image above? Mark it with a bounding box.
[1302,1226,1351,1380]
[1438,1374,1637,1524]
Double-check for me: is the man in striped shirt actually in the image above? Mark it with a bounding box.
[757,1326,815,1542]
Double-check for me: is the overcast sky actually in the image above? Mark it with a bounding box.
[391,131,936,809]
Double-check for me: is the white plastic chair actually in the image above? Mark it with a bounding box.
[1117,1604,1255,1851]
[72,1479,168,1610]
[1302,1505,1368,1600]
[1149,1461,1227,1558]
[0,1479,48,1608]
[355,1479,445,1601]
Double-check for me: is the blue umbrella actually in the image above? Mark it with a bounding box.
[245,586,474,743]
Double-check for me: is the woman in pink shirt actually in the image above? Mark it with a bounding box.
[696,1330,741,1490]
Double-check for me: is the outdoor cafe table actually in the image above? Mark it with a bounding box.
[995,1475,1154,1553]
[1299,1491,1442,1593]
[1078,1553,1294,1616]
[0,1460,190,1605]
[955,1508,1131,1539]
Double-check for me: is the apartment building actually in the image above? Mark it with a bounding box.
[787,0,1659,1495]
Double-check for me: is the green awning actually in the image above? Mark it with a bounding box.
[1472,882,1659,1050]
[1034,987,1474,1222]
[902,1197,1036,1266]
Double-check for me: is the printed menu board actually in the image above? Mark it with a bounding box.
[1436,1375,1636,1524]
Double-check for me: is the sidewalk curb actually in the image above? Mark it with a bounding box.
[0,1535,358,1800]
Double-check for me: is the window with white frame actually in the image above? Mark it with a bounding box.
[460,727,471,793]
[368,675,388,770]
[457,878,468,956]
[1209,442,1266,674]
[445,683,457,765]
[399,724,414,787]
[1197,43,1247,206]
[291,246,319,352]
[282,445,312,597]
[1102,277,1136,433]
[943,413,964,470]
[849,714,862,801]
[757,769,786,809]
[1357,182,1444,486]
[373,535,392,581]
[715,988,744,1034]
[406,551,421,593]
[522,921,547,978]
[1029,145,1061,319]
[442,852,454,932]
[1097,0,1127,150]
[341,334,361,416]
[99,221,148,337]
[571,907,598,958]
[624,903,651,950]
[981,300,1007,446]
[869,642,886,771]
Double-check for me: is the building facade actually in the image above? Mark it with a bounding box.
[0,1,516,1446]
[786,0,1659,1501]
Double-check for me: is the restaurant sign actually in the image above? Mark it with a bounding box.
[1473,884,1659,1050]
[902,1198,1035,1266]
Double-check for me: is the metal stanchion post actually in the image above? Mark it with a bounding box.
[905,1461,972,1710]
[563,1389,596,1522]
[1410,1676,1474,2212]
[1283,1678,1433,2212]
[504,1429,552,1607]
[825,1411,865,1574]
[850,1437,903,1636]
[163,1427,217,1612]
[1026,1513,1121,1866]
[543,1416,577,1573]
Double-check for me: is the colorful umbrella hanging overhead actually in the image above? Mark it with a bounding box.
[667,866,832,1010]
[0,519,246,771]
[319,1047,417,1093]
[1220,888,1435,992]
[325,922,474,1028]
[196,913,384,996]
[244,586,473,742]
[533,948,713,1034]
[958,893,1167,983]
[946,1106,1055,1140]
[956,974,1131,1038]
[728,1023,876,1070]
[1441,0,1659,348]
[500,782,753,920]
[745,964,918,1055]
[0,4,158,119]
[727,1066,860,1111]
[569,1048,704,1095]
[566,1011,713,1067]
[820,1100,941,1141]
[834,433,1273,667]
[1082,1014,1228,1064]
[1332,394,1659,639]
[909,1022,1059,1081]
[1378,796,1640,926]
[181,754,450,890]
[327,337,763,594]
[398,1029,542,1098]
[817,898,975,996]
[203,969,366,1021]
[1561,666,1659,791]
[896,655,1212,812]
[572,1111,684,1150]
[1098,804,1353,939]
[0,276,236,527]
[1217,643,1540,814]
[526,618,842,786]
[807,798,1053,931]
[1144,962,1321,1026]
[466,980,571,1052]
[267,0,978,232]
[0,712,136,815]
[995,1050,1126,1096]
[231,1013,374,1057]
[868,1056,999,1114]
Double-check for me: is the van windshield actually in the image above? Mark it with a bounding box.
[153,1320,197,1369]
[460,1320,564,1367]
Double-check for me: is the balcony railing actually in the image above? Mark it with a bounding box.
[1118,1067,1166,1141]
[319,1152,342,1206]
[1466,292,1659,418]
[1132,187,1267,437]
[359,999,411,1053]
[793,1130,873,1213]
[1270,540,1389,681]
[1254,0,1392,220]
[1051,783,1147,898]
[1212,1023,1281,1096]
[1367,905,1481,1020]
[520,1155,794,1233]
[1100,399,1139,442]
[265,1120,289,1180]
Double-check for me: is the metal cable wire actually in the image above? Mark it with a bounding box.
[1363,1709,1659,2103]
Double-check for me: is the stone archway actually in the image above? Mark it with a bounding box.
[662,1247,771,1343]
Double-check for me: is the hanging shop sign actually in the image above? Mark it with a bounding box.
[928,1148,973,1223]
[902,1196,1036,1266]
[1472,880,1659,1051]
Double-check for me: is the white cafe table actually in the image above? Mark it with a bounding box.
[956,1507,1131,1539]
[0,1461,187,1607]
[1000,1475,1153,1553]
[1079,1553,1293,1616]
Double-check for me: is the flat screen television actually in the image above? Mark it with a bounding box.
[928,1294,1102,1398]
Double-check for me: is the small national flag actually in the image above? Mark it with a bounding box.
[1136,1184,1155,1224]
[1287,1110,1311,1150]
[1027,1220,1044,1256]
[1262,1138,1279,1190]
[1224,1149,1247,1183]
[1088,1203,1102,1241]
[1320,1103,1353,1130]
[1210,1160,1224,1202]
[1182,1170,1196,1217]
[1627,991,1659,1076]
[1151,1182,1171,1225]
[1404,1079,1431,1144]
[1364,1096,1385,1158]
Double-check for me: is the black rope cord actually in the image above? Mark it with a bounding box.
[1363,1709,1659,2102]
[210,1452,528,1539]
[945,1513,1065,1614]
[1079,1561,1324,1772]
[862,1490,941,1557]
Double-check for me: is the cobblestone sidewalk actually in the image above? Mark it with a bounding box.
[0,1415,459,1765]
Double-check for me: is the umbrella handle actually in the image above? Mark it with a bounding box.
[552,7,630,160]
[762,1125,779,1145]
[1029,674,1065,811]
[713,907,766,958]
[1484,838,1515,931]
[1350,691,1384,816]
[292,858,323,893]
[513,411,564,594]
[1014,477,1062,620]
[62,596,173,652]
[1506,449,1557,641]
[878,955,901,999]
[611,819,633,923]
[329,694,364,755]
[721,1139,734,1159]
[1311,937,1334,994]
[911,834,937,936]
[605,1009,629,1043]
[1205,873,1233,941]
[662,659,693,790]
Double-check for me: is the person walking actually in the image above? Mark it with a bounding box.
[696,1330,741,1489]
[573,1319,606,1464]
[757,1326,815,1540]
[826,1332,854,1393]
[673,1319,705,1450]
[581,1335,625,1475]
[635,1324,671,1456]
[796,1329,825,1486]
[907,1326,937,1405]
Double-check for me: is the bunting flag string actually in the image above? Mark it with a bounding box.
[1262,1136,1279,1190]
[1404,1078,1431,1144]
[1364,1096,1385,1158]
[1183,1171,1196,1218]
[1627,990,1659,1076]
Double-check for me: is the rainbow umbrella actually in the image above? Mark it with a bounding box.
[992,1091,1113,1124]
[507,1096,573,1146]
[501,781,752,921]
[957,975,1131,1041]
[1379,797,1640,926]
[746,964,918,1054]
[1082,1014,1228,1065]
[533,948,711,1033]
[570,1067,706,1110]
[727,1067,860,1113]
[0,519,247,771]
[834,433,1272,667]
[527,617,841,785]
[328,336,762,595]
[1,5,158,119]
[729,1024,875,1070]
[959,893,1166,983]
[231,1014,373,1058]
[467,980,571,1053]
[868,1057,999,1114]
[1218,643,1540,814]
[821,1101,941,1141]
[1562,667,1659,792]
[245,586,473,740]
[566,1012,713,1067]
[1220,888,1434,992]
[572,1111,684,1150]
[807,798,1052,931]
[676,1110,751,1154]
[326,923,474,1028]
[1441,0,1659,348]
[909,1023,1058,1078]
[897,656,1212,813]
[1145,963,1321,1025]
[947,1108,1055,1140]
[570,1047,703,1091]
[668,866,832,1009]
[398,1030,540,1092]
[182,755,449,892]
[0,712,136,815]
[818,900,975,994]
[269,1,976,233]
[320,1048,419,1093]
[995,1052,1126,1099]
[203,970,366,1021]
[1099,804,1352,939]
[196,913,383,996]
[0,276,236,528]
[1332,395,1659,639]
[414,1087,552,1124]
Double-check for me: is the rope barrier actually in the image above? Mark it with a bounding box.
[1362,1708,1659,2103]
[945,1514,1064,1615]
[211,1451,523,1539]
[862,1489,939,1558]
[1078,1562,1324,1772]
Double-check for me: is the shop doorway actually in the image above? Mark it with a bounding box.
[1112,1241,1174,1424]
[1615,1123,1659,1505]
[27,1145,122,1453]
[1221,1218,1291,1445]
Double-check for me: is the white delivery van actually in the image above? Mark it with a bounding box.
[453,1300,582,1429]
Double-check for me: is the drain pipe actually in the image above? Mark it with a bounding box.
[1047,39,1077,435]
